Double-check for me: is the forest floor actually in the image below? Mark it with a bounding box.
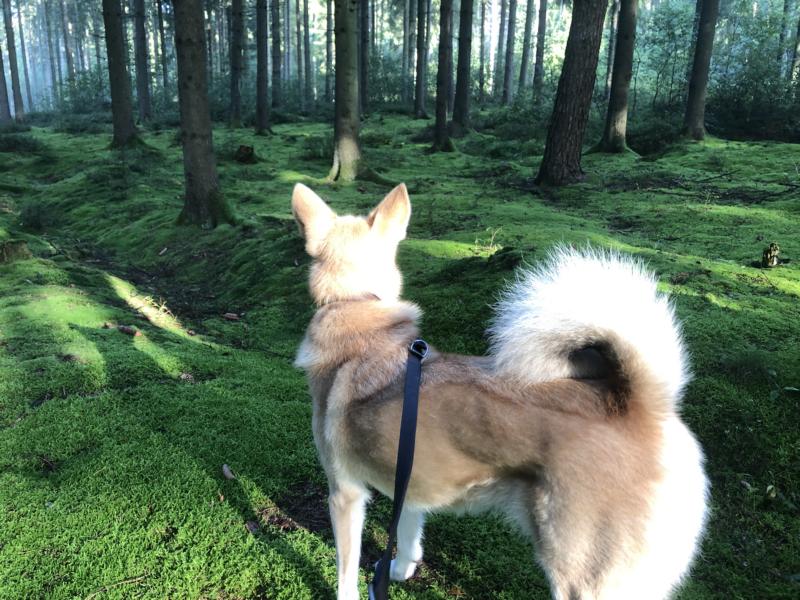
[0,114,798,599]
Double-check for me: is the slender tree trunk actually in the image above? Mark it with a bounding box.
[284,0,290,81]
[228,0,243,126]
[532,0,547,101]
[494,0,507,96]
[74,2,85,72]
[447,0,455,113]
[791,13,800,83]
[272,0,282,105]
[256,0,271,132]
[535,0,608,186]
[304,0,312,104]
[59,0,74,82]
[44,0,58,103]
[295,0,303,106]
[325,0,332,100]
[501,0,517,104]
[15,0,33,110]
[205,1,213,83]
[684,0,701,90]
[102,0,138,147]
[173,0,233,227]
[433,0,454,150]
[359,0,368,113]
[92,9,104,96]
[452,0,473,126]
[598,0,636,152]
[328,0,362,181]
[132,0,152,121]
[778,0,790,73]
[683,0,720,140]
[157,0,169,96]
[2,0,24,118]
[402,0,409,103]
[414,0,427,116]
[408,0,416,102]
[604,0,618,100]
[0,42,10,121]
[479,0,486,103]
[518,0,535,93]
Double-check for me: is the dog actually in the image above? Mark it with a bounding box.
[291,182,709,600]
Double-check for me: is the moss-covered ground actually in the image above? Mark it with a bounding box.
[0,115,797,599]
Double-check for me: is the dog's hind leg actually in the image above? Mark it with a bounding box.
[329,481,370,600]
[390,507,425,581]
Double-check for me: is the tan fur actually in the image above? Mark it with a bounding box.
[291,183,706,600]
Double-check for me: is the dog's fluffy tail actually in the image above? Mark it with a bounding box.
[488,246,689,415]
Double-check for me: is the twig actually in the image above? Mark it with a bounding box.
[84,574,148,599]
[693,170,738,183]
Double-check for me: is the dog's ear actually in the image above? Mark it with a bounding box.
[292,184,336,256]
[367,183,411,241]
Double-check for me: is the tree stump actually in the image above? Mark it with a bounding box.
[0,240,31,264]
[761,243,780,268]
[234,145,257,164]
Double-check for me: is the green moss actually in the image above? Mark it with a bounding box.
[0,115,797,598]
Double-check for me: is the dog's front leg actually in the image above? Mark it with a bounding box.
[390,506,425,581]
[329,482,369,600]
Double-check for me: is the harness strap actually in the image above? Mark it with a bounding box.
[368,339,429,600]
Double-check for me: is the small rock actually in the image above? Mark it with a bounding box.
[245,520,260,534]
[179,372,195,383]
[222,464,236,480]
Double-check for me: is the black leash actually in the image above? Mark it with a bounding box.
[368,339,429,600]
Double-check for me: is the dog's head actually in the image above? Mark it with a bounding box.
[291,183,411,305]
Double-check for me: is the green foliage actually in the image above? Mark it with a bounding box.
[0,133,49,155]
[19,202,49,232]
[54,112,111,135]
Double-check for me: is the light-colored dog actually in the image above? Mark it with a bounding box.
[291,183,709,600]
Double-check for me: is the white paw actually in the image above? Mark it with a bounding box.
[389,558,418,581]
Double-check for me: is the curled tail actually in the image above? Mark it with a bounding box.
[488,246,689,415]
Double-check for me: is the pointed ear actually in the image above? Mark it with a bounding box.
[367,184,411,241]
[292,183,336,256]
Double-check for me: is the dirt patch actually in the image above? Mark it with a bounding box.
[260,481,330,534]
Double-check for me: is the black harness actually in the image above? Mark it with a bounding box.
[368,339,429,600]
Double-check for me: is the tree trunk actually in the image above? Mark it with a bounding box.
[284,0,290,82]
[532,0,547,101]
[2,0,23,119]
[604,0,618,100]
[518,0,535,93]
[325,0,333,100]
[535,0,608,186]
[256,0,270,133]
[0,42,10,121]
[359,0,368,114]
[205,1,214,82]
[479,0,486,103]
[304,0,312,104]
[132,0,152,122]
[15,0,33,111]
[229,0,243,126]
[59,0,75,82]
[414,0,427,116]
[102,0,138,147]
[683,0,720,140]
[778,0,790,73]
[432,0,454,151]
[494,0,507,96]
[501,0,517,104]
[408,0,416,102]
[272,0,282,105]
[173,0,233,227]
[44,0,58,103]
[452,0,473,126]
[92,9,104,97]
[402,0,409,103]
[328,0,362,181]
[157,0,169,97]
[791,13,800,83]
[598,0,636,152]
[295,0,304,107]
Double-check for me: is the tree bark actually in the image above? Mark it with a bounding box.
[402,0,409,103]
[295,0,304,107]
[328,0,362,181]
[408,0,416,102]
[778,0,790,73]
[2,0,23,118]
[432,0,454,151]
[15,0,33,111]
[452,0,473,126]
[229,0,243,126]
[536,0,608,186]
[494,0,507,97]
[325,0,333,100]
[598,0,636,152]
[284,0,291,80]
[59,0,75,82]
[304,0,312,104]
[132,0,152,122]
[359,0,368,114]
[479,0,486,103]
[501,0,517,104]
[44,0,59,103]
[272,0,283,106]
[791,13,800,83]
[173,0,233,227]
[683,0,720,140]
[156,0,169,96]
[532,0,546,101]
[518,0,535,93]
[604,0,618,101]
[256,0,271,133]
[413,0,427,116]
[102,0,138,147]
[0,42,10,121]
[92,9,104,97]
